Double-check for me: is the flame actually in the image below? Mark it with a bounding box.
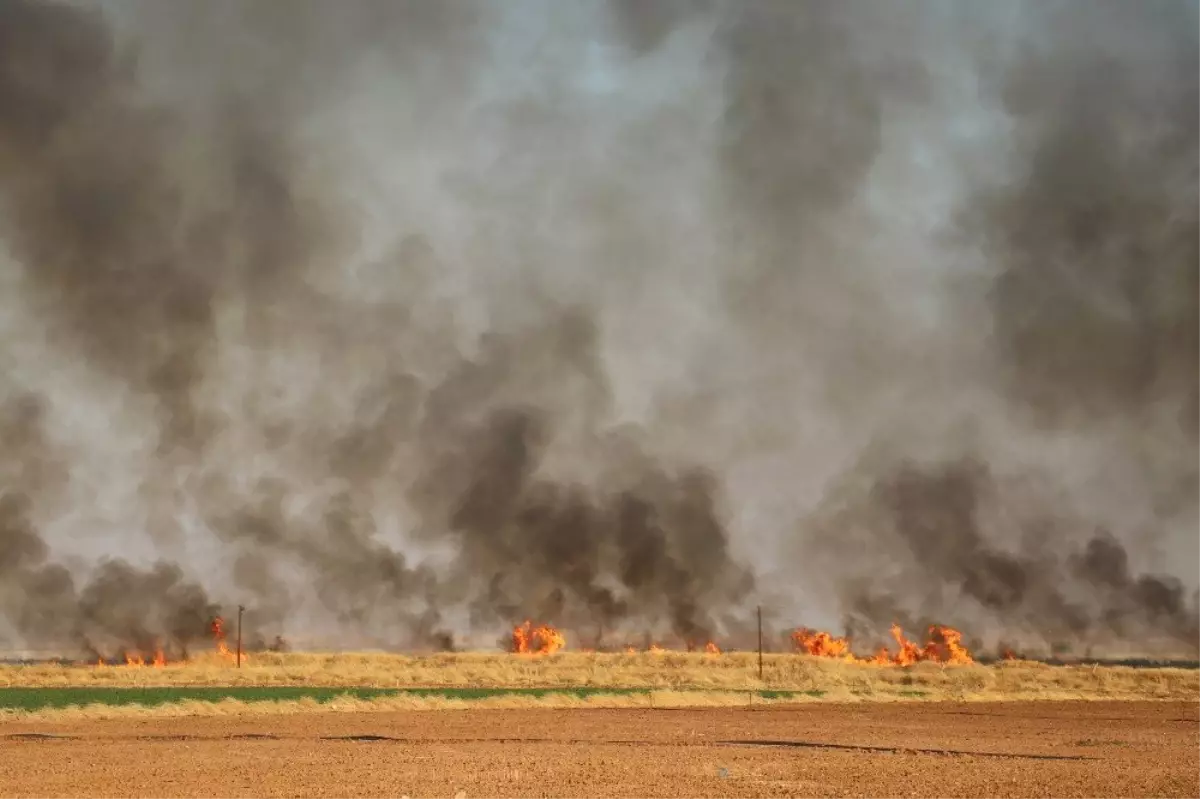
[94,613,249,669]
[211,616,230,656]
[1002,648,1016,661]
[512,622,530,653]
[888,623,925,666]
[791,627,852,658]
[121,646,166,668]
[618,643,670,654]
[209,616,245,663]
[792,622,974,666]
[511,621,565,655]
[616,641,723,654]
[931,624,973,664]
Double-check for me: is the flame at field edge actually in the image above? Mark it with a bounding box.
[793,622,975,666]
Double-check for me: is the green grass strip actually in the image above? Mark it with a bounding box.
[756,689,824,699]
[0,686,826,712]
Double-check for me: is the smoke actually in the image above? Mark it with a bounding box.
[794,0,1199,656]
[0,396,220,658]
[822,457,1197,655]
[965,0,1198,428]
[609,0,712,55]
[413,403,753,642]
[0,0,1195,657]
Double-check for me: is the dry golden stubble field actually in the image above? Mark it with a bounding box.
[0,651,1195,718]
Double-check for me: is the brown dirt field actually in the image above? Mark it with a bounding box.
[2,701,1196,798]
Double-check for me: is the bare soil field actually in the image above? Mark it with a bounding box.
[2,700,1195,798]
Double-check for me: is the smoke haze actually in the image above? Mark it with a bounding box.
[0,0,1195,657]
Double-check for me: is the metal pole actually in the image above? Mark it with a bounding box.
[237,605,244,668]
[757,605,763,680]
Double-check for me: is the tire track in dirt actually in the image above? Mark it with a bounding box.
[716,739,1091,760]
[5,731,1097,761]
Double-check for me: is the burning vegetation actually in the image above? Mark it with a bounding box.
[511,621,566,655]
[505,620,973,665]
[209,616,244,664]
[793,623,974,665]
[105,647,166,668]
[94,615,245,668]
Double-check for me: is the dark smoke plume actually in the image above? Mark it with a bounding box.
[207,479,446,647]
[825,458,1198,653]
[406,310,753,643]
[0,392,227,657]
[415,405,753,642]
[0,0,1195,657]
[962,0,1199,429]
[0,0,340,457]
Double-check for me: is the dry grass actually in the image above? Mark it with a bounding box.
[1,651,1196,704]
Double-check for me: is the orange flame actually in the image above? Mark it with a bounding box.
[887,623,924,666]
[96,614,249,669]
[791,628,853,659]
[209,616,245,663]
[704,641,721,655]
[931,624,973,664]
[511,621,565,655]
[121,645,166,668]
[211,617,228,655]
[792,622,974,666]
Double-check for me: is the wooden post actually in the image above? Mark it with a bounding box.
[237,605,244,668]
[757,605,763,681]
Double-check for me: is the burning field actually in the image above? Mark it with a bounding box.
[2,617,1196,708]
[1,0,1198,793]
[2,619,1196,798]
[0,0,1197,686]
[83,615,253,669]
[4,616,1195,700]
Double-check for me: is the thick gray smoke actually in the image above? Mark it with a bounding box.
[822,457,1198,656]
[783,0,1198,657]
[0,394,219,659]
[0,0,1195,657]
